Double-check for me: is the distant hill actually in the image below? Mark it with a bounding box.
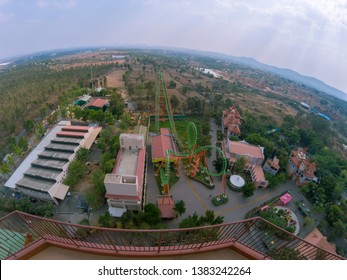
[185,49,347,101]
[2,46,346,101]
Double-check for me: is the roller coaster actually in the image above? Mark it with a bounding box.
[154,72,228,206]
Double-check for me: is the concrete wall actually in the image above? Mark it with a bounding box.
[120,134,144,150]
[104,174,138,196]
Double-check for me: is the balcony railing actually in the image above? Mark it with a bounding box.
[0,211,344,260]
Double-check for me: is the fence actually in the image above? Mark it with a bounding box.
[0,211,344,260]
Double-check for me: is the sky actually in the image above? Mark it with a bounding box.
[0,0,346,93]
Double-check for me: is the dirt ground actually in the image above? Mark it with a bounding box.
[106,69,126,88]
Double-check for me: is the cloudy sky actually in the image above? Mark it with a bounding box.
[0,0,346,93]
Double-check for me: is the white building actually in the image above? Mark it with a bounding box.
[4,121,101,204]
[104,134,146,217]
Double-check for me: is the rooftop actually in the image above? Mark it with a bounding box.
[113,149,139,176]
[304,228,337,254]
[4,122,101,201]
[86,98,109,108]
[228,140,264,160]
[151,128,177,161]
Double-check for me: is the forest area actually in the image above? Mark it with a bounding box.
[0,63,117,154]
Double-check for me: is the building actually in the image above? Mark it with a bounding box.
[151,128,177,164]
[300,102,310,110]
[302,228,337,256]
[104,133,146,217]
[263,156,280,175]
[226,140,268,188]
[4,121,101,204]
[85,98,109,111]
[288,148,318,187]
[74,95,91,106]
[222,106,242,138]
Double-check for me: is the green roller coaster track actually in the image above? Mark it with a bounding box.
[156,72,228,187]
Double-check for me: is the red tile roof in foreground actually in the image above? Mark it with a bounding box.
[86,98,109,108]
[304,228,336,254]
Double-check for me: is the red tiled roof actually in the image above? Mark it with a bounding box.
[62,126,90,132]
[228,141,264,160]
[253,164,265,182]
[152,134,176,160]
[86,98,109,108]
[160,128,171,135]
[157,196,176,219]
[304,228,336,254]
[56,131,85,138]
[304,162,317,178]
[290,155,300,168]
[271,157,280,169]
[105,193,139,200]
[228,124,241,135]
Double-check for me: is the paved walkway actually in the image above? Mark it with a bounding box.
[146,118,320,239]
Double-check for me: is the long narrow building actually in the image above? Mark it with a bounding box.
[5,121,101,204]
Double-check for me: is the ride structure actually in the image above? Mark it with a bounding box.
[154,72,228,211]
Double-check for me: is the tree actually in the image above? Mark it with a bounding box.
[168,80,176,89]
[179,210,224,228]
[0,162,10,178]
[303,216,315,228]
[109,92,125,119]
[213,157,225,173]
[98,211,114,228]
[329,219,346,239]
[34,202,54,217]
[120,113,133,130]
[35,123,45,139]
[234,157,246,174]
[326,204,344,225]
[92,170,106,195]
[24,119,35,132]
[63,160,86,187]
[204,210,224,225]
[76,147,89,162]
[242,182,256,197]
[170,95,180,111]
[173,200,186,217]
[270,248,307,260]
[142,203,161,226]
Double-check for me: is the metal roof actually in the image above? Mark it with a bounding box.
[51,137,81,145]
[31,159,67,170]
[16,176,55,192]
[38,150,72,161]
[24,167,61,181]
[45,143,77,152]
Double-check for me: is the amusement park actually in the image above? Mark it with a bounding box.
[0,70,343,261]
[150,72,229,218]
